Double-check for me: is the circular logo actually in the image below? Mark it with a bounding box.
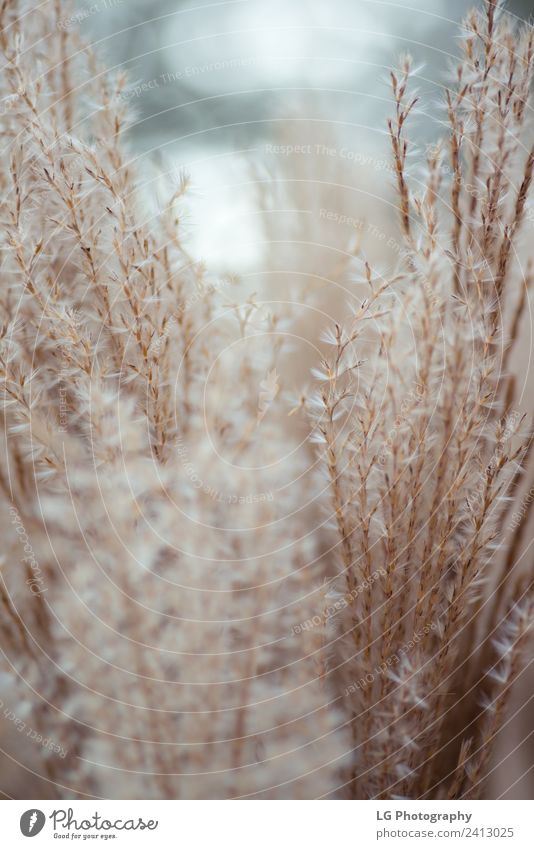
[20,810,46,837]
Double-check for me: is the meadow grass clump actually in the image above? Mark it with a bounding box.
[308,0,534,798]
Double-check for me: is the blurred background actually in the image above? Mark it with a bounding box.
[80,0,533,272]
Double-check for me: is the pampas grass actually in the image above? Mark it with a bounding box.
[0,0,533,799]
[308,0,534,798]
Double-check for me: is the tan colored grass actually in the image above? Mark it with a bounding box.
[0,0,533,800]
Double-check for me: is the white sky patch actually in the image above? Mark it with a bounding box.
[166,0,450,92]
[175,148,263,270]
